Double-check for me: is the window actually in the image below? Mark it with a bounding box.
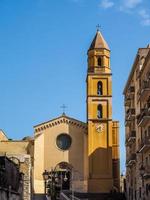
[144,130,147,138]
[139,187,141,198]
[146,184,149,196]
[148,126,150,136]
[97,57,102,66]
[147,71,150,79]
[129,187,131,196]
[97,104,103,119]
[56,134,72,151]
[112,130,116,144]
[146,157,148,166]
[97,81,103,95]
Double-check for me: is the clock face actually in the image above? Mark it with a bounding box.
[95,124,104,133]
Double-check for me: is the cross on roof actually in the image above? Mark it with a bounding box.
[96,24,101,32]
[60,104,67,115]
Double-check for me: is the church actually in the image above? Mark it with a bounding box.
[0,29,120,199]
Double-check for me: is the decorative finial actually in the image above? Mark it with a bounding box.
[96,24,101,32]
[60,104,67,115]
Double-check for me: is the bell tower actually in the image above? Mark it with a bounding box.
[87,29,117,192]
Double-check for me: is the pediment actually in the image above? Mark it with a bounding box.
[34,115,87,134]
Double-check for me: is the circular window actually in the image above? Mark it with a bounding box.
[56,134,72,151]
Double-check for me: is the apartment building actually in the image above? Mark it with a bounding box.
[124,45,150,200]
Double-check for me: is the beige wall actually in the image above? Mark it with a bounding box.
[33,116,88,194]
[0,141,30,154]
[0,130,8,141]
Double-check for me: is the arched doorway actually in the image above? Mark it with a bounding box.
[54,162,73,190]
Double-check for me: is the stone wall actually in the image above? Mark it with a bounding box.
[0,188,21,200]
[7,154,32,200]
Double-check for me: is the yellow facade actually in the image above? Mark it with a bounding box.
[87,30,120,192]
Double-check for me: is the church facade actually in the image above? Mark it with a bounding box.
[0,30,120,199]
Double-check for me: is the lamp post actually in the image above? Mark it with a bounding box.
[43,168,68,200]
[43,170,49,195]
[43,164,83,200]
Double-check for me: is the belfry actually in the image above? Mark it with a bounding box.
[87,30,120,192]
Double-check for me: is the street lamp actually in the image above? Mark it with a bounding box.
[42,164,83,200]
[42,170,49,195]
[43,168,68,200]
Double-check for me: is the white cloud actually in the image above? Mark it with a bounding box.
[100,0,114,9]
[139,9,149,19]
[99,0,150,27]
[123,0,142,9]
[139,9,150,26]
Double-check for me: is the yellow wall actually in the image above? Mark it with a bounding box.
[87,45,119,192]
[112,121,120,191]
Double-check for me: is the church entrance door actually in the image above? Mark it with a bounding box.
[54,162,72,191]
[57,170,70,190]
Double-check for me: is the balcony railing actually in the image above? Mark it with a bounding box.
[126,108,135,120]
[139,80,150,101]
[138,136,150,153]
[143,164,150,179]
[129,86,135,93]
[137,107,150,127]
[126,153,136,167]
[126,86,135,100]
[124,96,132,107]
[126,131,136,146]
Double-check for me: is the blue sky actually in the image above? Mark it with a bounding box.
[0,0,150,172]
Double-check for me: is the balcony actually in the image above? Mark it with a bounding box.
[137,108,150,127]
[139,80,150,101]
[126,131,136,146]
[126,153,136,167]
[129,86,135,93]
[138,136,150,153]
[124,96,131,107]
[126,86,135,100]
[143,165,150,179]
[126,108,135,121]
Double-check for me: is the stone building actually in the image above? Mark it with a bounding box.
[0,30,120,199]
[0,133,33,200]
[124,44,150,200]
